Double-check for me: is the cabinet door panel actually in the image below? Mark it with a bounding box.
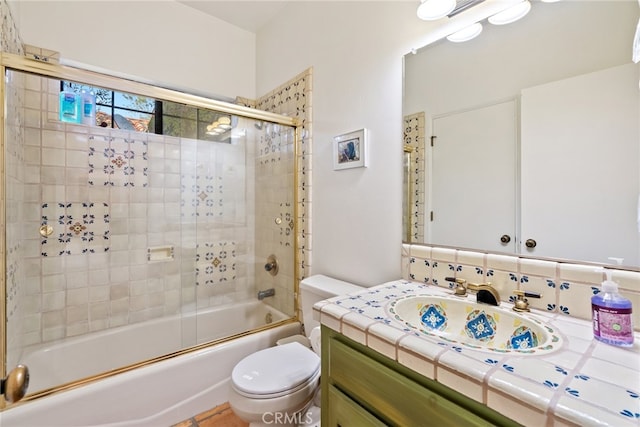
[326,385,387,427]
[328,337,492,426]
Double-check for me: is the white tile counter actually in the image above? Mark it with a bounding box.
[314,280,640,427]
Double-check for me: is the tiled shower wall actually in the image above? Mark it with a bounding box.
[402,243,640,331]
[9,70,262,353]
[1,0,25,369]
[239,67,313,319]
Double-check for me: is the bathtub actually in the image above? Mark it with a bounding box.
[1,301,299,427]
[20,300,289,393]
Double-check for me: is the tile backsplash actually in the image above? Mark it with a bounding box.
[402,243,640,331]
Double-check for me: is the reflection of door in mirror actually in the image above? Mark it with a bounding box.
[431,100,517,252]
[521,63,639,263]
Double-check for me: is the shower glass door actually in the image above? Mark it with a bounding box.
[3,64,297,399]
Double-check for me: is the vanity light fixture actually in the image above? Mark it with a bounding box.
[446,22,483,42]
[488,0,532,25]
[206,115,232,135]
[417,0,456,21]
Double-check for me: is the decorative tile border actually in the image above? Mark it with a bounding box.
[254,69,312,278]
[242,68,313,317]
[403,243,640,330]
[403,112,425,242]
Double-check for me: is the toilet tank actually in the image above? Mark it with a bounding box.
[300,275,363,334]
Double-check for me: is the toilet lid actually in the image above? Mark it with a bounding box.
[231,342,320,396]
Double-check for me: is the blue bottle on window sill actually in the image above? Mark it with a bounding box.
[59,90,81,123]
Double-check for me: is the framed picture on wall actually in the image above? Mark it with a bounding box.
[333,128,368,170]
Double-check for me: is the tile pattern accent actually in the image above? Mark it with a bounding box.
[315,279,640,427]
[403,243,640,330]
[181,173,224,219]
[196,242,237,286]
[40,202,110,256]
[88,135,148,187]
[403,112,425,242]
[278,202,294,247]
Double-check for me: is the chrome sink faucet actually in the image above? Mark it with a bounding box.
[445,277,501,306]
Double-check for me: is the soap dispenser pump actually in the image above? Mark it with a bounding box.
[591,260,634,347]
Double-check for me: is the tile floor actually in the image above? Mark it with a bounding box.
[172,402,247,427]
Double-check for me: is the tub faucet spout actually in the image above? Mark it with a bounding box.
[258,288,275,300]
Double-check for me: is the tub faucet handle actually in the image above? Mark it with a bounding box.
[264,254,279,276]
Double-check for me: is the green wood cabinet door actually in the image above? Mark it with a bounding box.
[321,326,520,427]
[326,385,387,427]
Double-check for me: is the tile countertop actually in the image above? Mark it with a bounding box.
[313,279,640,427]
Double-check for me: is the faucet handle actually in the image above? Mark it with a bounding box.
[512,290,541,312]
[445,277,468,296]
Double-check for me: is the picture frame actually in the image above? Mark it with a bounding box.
[333,128,368,170]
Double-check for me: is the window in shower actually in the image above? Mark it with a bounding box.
[61,81,156,131]
[61,81,236,143]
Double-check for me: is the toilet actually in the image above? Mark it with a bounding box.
[228,275,363,427]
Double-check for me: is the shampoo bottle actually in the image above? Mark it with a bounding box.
[81,90,96,126]
[591,266,634,347]
[59,90,81,123]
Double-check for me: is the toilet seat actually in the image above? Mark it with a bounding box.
[231,342,320,399]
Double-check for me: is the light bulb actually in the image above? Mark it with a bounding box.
[417,0,456,21]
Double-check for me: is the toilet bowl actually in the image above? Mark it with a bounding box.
[228,342,320,427]
[228,275,363,427]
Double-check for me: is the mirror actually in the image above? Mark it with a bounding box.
[403,0,640,267]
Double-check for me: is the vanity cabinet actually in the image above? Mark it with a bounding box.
[321,326,519,426]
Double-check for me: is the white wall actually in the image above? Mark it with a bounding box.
[12,1,256,100]
[256,2,431,286]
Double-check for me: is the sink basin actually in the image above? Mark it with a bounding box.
[388,294,562,355]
